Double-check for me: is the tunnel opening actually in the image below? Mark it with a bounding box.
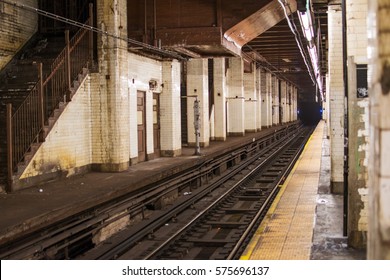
[298,102,322,126]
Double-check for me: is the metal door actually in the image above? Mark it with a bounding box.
[153,93,160,157]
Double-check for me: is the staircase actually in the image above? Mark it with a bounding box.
[0,35,66,189]
[0,17,93,192]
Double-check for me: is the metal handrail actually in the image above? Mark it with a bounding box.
[6,5,94,190]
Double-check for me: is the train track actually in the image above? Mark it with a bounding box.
[78,126,312,260]
[0,123,308,260]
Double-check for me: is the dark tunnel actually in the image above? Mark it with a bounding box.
[298,102,323,126]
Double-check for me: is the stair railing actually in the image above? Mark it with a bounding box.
[6,4,94,191]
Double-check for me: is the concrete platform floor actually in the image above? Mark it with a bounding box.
[241,120,366,260]
[310,122,366,260]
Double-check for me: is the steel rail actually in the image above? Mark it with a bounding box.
[0,124,300,259]
[227,132,311,259]
[142,131,302,259]
[86,129,295,259]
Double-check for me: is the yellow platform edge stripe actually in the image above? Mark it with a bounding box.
[239,130,315,260]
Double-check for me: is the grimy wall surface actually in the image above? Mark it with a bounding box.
[0,0,38,70]
[368,0,390,260]
[346,0,369,249]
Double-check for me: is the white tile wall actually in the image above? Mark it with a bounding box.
[187,58,210,146]
[227,57,245,134]
[244,68,258,131]
[161,60,182,153]
[21,76,93,179]
[328,7,345,183]
[213,58,227,140]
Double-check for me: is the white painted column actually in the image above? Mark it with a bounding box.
[326,74,331,137]
[260,68,269,128]
[213,58,227,141]
[256,67,262,131]
[267,72,273,126]
[286,83,292,122]
[293,87,298,121]
[187,58,210,147]
[272,76,280,125]
[227,57,245,136]
[280,81,287,123]
[328,6,345,193]
[160,60,182,156]
[244,63,257,132]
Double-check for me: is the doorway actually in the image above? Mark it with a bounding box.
[137,91,146,162]
[153,93,161,157]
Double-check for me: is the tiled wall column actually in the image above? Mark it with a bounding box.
[187,59,210,147]
[286,82,290,123]
[161,60,182,156]
[325,74,331,137]
[213,58,227,141]
[368,0,390,259]
[256,67,262,131]
[280,81,287,123]
[346,0,369,249]
[293,87,298,121]
[328,5,345,193]
[260,68,270,128]
[244,63,258,132]
[267,72,274,126]
[93,0,129,171]
[272,76,280,125]
[227,57,245,136]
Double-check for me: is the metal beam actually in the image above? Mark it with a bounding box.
[224,0,297,48]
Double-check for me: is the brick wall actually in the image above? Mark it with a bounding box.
[0,0,38,70]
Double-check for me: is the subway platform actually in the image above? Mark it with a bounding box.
[0,121,366,259]
[241,120,366,260]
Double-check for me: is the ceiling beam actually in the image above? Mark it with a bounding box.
[224,0,297,48]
